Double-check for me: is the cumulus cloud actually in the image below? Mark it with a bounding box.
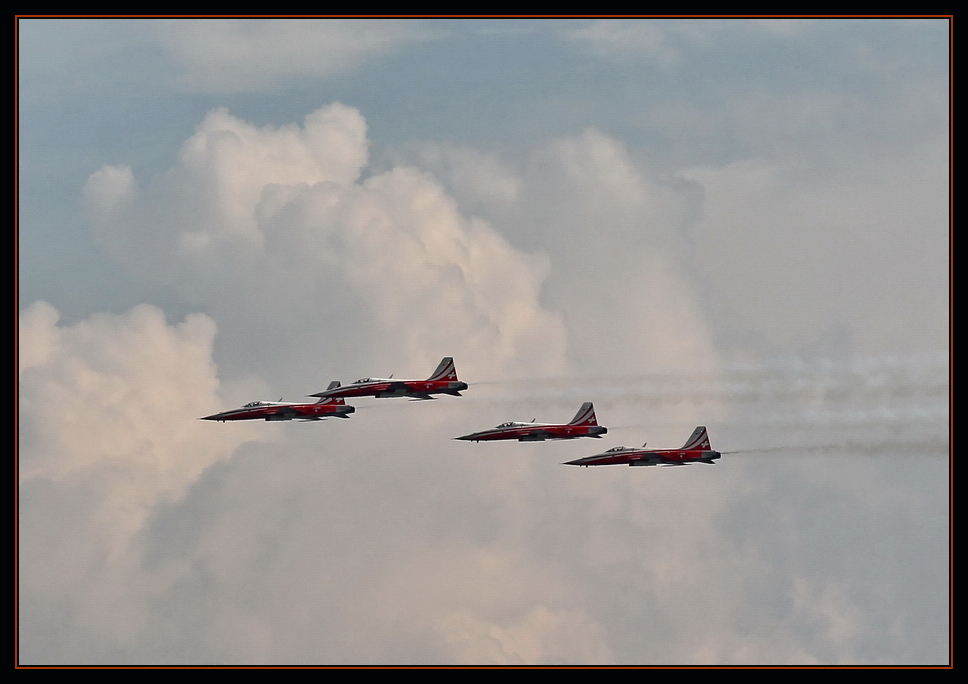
[511,128,720,381]
[18,302,265,662]
[86,103,368,276]
[19,301,253,533]
[85,103,567,381]
[389,127,721,383]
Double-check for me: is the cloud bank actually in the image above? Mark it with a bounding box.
[21,99,947,665]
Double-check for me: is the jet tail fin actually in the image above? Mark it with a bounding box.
[568,402,598,426]
[681,426,711,450]
[427,356,459,382]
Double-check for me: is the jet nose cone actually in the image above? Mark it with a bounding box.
[454,434,476,441]
[200,414,220,421]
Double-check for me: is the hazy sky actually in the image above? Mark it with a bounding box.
[19,18,949,665]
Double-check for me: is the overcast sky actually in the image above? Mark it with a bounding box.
[19,18,949,665]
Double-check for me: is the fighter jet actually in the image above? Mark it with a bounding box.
[455,402,607,442]
[201,392,354,422]
[311,357,467,401]
[564,426,720,466]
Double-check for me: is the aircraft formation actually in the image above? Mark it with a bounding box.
[201,356,722,467]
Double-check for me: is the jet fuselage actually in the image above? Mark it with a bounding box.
[565,426,720,466]
[457,422,607,442]
[314,378,468,400]
[565,447,720,467]
[201,399,354,422]
[456,402,606,442]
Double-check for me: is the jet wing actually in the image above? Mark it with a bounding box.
[273,406,314,418]
[384,381,436,400]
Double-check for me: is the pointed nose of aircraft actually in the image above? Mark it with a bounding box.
[563,456,592,466]
[200,414,222,421]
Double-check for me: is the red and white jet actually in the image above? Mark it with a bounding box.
[201,392,354,422]
[564,426,721,466]
[455,402,607,442]
[310,357,467,401]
